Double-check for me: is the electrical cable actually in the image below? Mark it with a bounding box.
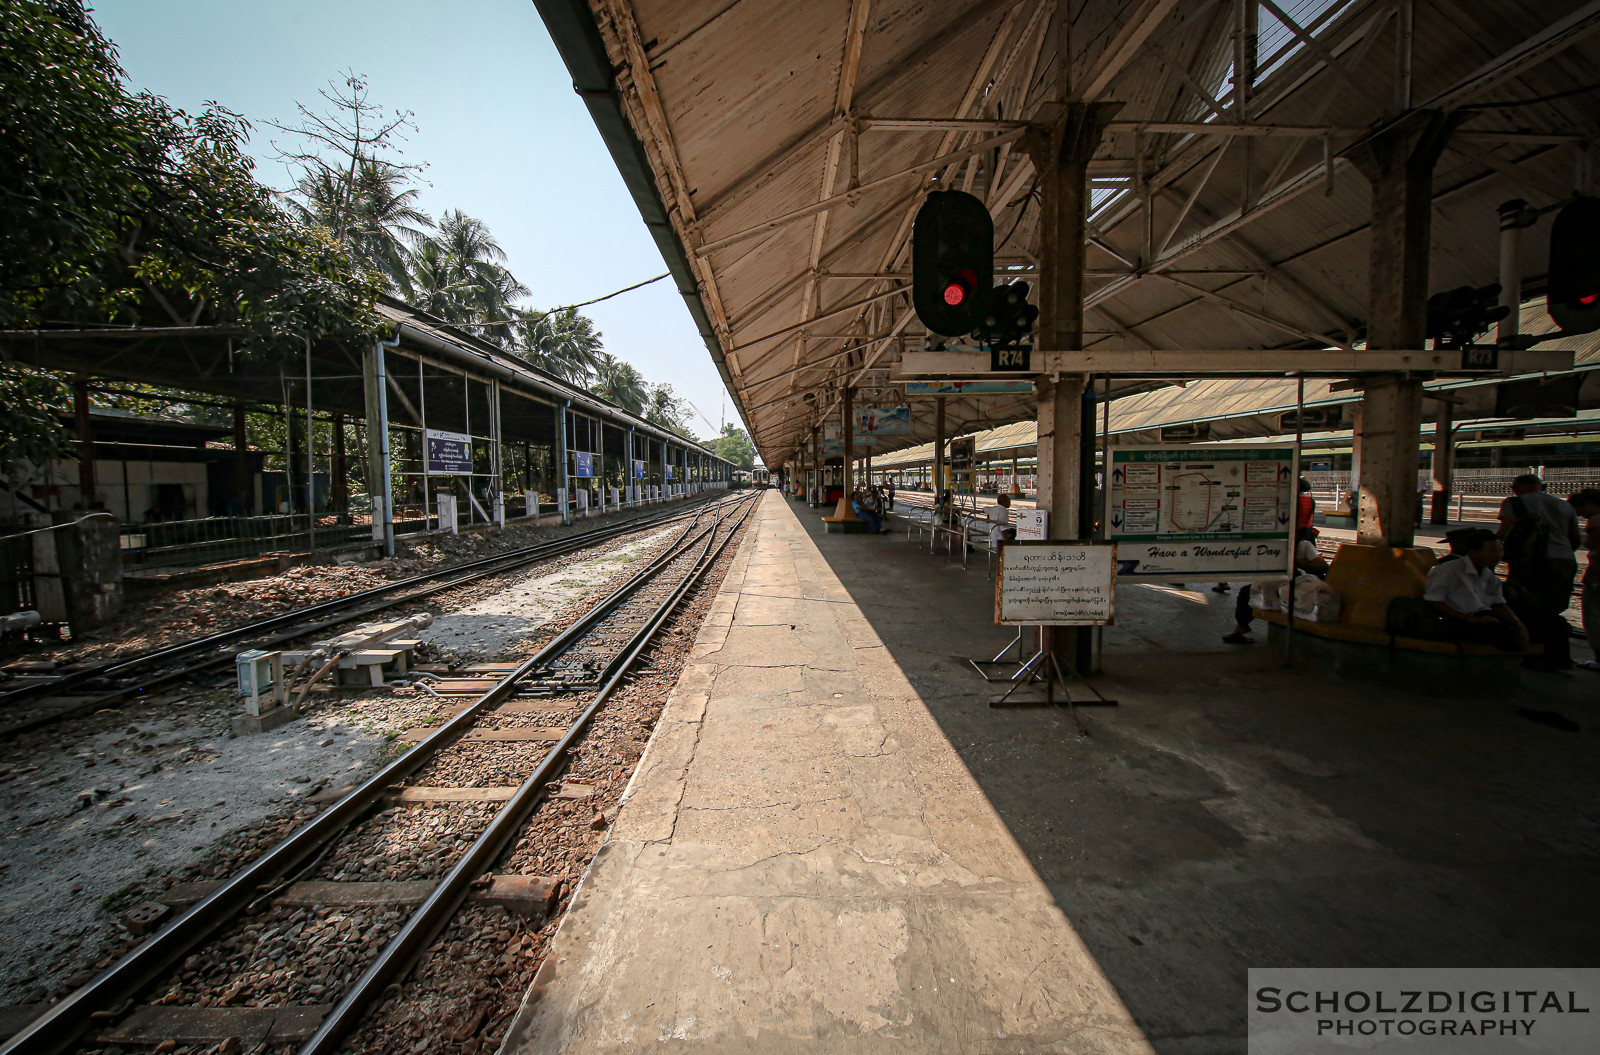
[453,272,671,326]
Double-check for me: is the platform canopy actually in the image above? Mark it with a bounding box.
[535,0,1600,466]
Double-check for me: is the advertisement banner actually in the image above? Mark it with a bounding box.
[904,380,1036,395]
[1107,445,1295,580]
[854,407,911,435]
[425,429,472,476]
[573,451,595,478]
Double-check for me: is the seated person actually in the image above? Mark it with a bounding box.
[985,493,1015,547]
[1423,529,1530,652]
[935,490,959,527]
[1223,528,1329,644]
[850,488,886,534]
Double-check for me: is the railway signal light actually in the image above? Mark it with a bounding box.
[1548,195,1600,335]
[973,280,1038,349]
[1426,283,1508,349]
[913,190,993,336]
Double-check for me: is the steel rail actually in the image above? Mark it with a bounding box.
[298,494,757,1055]
[0,494,730,711]
[0,495,754,1055]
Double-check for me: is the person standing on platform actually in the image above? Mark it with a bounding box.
[885,478,895,510]
[1498,474,1582,669]
[1569,488,1600,671]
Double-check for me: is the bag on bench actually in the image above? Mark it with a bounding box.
[1385,596,1444,641]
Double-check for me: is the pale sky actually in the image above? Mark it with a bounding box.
[92,0,734,438]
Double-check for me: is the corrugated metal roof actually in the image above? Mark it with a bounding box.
[535,0,1600,467]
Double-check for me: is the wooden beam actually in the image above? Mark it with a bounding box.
[897,347,1576,377]
[1423,0,1600,111]
[695,129,1028,256]
[1074,0,1183,100]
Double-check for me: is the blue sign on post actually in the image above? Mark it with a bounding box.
[425,429,472,475]
[574,451,595,478]
[633,459,646,479]
[665,464,674,480]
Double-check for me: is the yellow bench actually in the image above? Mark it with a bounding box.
[1254,543,1533,693]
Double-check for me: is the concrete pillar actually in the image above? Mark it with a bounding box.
[1430,400,1454,525]
[1028,100,1117,673]
[1345,109,1460,546]
[73,379,95,507]
[833,388,859,520]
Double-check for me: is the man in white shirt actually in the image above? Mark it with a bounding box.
[985,493,1014,547]
[1424,529,1529,652]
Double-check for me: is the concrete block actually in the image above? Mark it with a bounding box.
[230,705,300,736]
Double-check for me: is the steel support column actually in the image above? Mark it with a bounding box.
[363,341,394,555]
[73,379,94,506]
[557,401,571,525]
[1344,109,1460,547]
[933,397,946,499]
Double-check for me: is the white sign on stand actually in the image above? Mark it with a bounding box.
[995,541,1117,626]
[1014,509,1048,541]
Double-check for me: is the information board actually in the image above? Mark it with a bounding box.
[425,429,472,475]
[573,451,595,478]
[633,459,646,479]
[994,541,1116,626]
[1107,445,1294,580]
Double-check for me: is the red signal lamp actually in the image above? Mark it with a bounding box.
[941,268,978,308]
[1581,291,1599,306]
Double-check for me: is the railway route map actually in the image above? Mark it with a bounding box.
[1108,446,1296,581]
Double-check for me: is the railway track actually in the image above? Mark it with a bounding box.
[0,494,734,737]
[1,491,758,1055]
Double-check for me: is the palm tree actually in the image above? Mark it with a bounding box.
[289,159,431,294]
[513,307,604,384]
[405,210,528,345]
[644,383,693,435]
[591,353,648,414]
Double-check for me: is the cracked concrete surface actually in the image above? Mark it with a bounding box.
[503,493,1153,1054]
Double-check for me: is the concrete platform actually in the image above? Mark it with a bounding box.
[503,492,1600,1055]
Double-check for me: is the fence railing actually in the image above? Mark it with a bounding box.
[119,514,371,569]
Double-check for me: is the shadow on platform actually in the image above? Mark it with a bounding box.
[796,495,1600,1053]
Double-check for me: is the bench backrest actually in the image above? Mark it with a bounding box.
[1323,543,1437,629]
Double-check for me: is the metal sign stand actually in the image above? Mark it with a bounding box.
[983,627,1117,733]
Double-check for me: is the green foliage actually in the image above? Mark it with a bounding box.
[592,353,648,414]
[514,307,605,384]
[713,425,756,470]
[643,383,696,436]
[0,365,73,482]
[0,0,380,355]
